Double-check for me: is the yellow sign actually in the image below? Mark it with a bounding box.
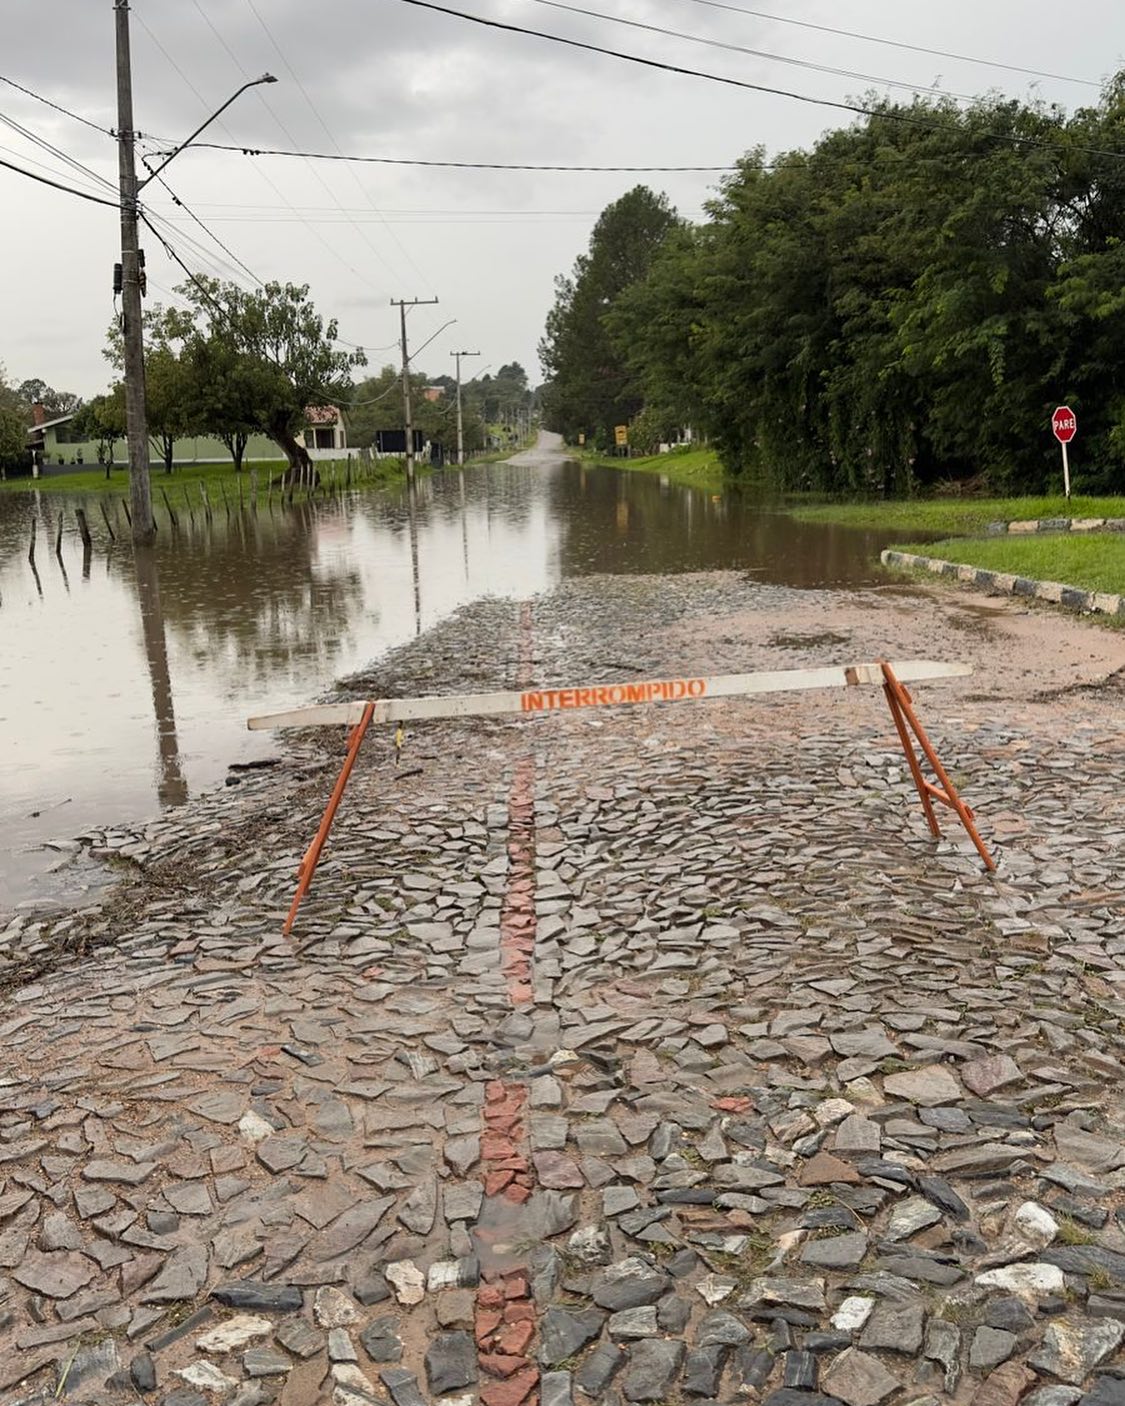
[614,425,629,447]
[578,432,586,446]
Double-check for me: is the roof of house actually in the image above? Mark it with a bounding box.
[26,412,76,434]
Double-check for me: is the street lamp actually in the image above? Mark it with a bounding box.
[138,74,277,191]
[115,0,275,545]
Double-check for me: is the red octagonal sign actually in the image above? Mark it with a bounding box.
[1052,405,1077,443]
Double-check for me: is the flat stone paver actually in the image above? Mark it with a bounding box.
[0,565,1124,1403]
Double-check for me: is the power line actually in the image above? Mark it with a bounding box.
[157,211,697,224]
[243,0,427,289]
[0,138,117,204]
[673,0,1101,90]
[140,214,394,373]
[0,151,118,206]
[139,211,246,329]
[190,142,738,172]
[136,3,374,349]
[390,0,1125,163]
[185,0,396,332]
[182,200,718,212]
[142,193,268,293]
[0,73,114,134]
[522,0,981,104]
[0,108,118,196]
[141,160,264,285]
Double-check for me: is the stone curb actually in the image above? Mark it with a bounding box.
[880,549,1125,618]
[986,516,1125,535]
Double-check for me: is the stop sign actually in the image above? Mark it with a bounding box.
[1052,406,1077,443]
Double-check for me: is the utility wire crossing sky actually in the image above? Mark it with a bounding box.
[0,0,1122,395]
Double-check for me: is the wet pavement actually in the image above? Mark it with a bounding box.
[0,443,910,916]
[1,438,1125,1405]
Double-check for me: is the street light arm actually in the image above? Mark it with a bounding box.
[407,319,457,364]
[137,74,277,190]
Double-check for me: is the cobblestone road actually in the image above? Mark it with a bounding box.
[2,562,1125,1406]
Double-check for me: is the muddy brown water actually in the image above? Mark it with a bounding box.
[0,445,916,914]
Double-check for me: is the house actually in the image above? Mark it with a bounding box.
[26,405,77,473]
[24,403,353,473]
[299,406,347,456]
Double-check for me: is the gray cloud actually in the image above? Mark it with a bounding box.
[2,0,1123,395]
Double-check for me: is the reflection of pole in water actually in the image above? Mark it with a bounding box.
[407,478,422,637]
[458,468,469,581]
[133,547,188,807]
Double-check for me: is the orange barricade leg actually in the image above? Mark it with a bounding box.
[880,661,996,873]
[283,702,376,936]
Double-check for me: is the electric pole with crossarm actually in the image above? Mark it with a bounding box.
[114,0,154,544]
[114,0,275,544]
[391,297,439,483]
[450,350,480,467]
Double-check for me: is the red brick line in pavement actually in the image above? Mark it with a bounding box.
[476,1081,539,1406]
[474,600,541,1406]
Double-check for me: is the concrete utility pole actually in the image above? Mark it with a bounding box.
[114,0,155,545]
[391,297,439,484]
[114,2,274,545]
[450,350,480,467]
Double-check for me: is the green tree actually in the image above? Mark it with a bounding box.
[105,304,199,472]
[0,367,26,462]
[178,279,365,475]
[343,367,481,459]
[540,186,680,446]
[180,332,276,472]
[593,90,1125,494]
[17,379,82,423]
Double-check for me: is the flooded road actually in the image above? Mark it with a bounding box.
[0,439,911,914]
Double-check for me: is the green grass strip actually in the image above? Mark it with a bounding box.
[789,494,1125,536]
[895,533,1125,595]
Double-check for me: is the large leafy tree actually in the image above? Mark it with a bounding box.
[0,367,26,460]
[180,332,278,472]
[178,279,366,473]
[473,362,533,425]
[563,81,1125,494]
[17,379,82,420]
[105,305,199,473]
[539,186,679,447]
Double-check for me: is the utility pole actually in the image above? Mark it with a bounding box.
[114,0,155,545]
[451,350,480,467]
[113,23,274,546]
[391,297,439,484]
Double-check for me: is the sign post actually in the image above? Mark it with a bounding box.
[614,425,629,457]
[1052,405,1077,500]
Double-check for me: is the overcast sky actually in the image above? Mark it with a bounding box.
[2,0,1124,399]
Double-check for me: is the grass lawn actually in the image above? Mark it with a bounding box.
[583,447,727,492]
[789,493,1125,536]
[896,533,1125,595]
[0,457,411,499]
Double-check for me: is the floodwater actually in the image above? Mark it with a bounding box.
[0,439,911,914]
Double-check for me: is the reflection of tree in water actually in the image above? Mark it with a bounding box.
[547,463,739,577]
[547,463,906,586]
[140,499,368,691]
